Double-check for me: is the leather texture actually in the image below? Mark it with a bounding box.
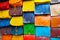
[36,27,50,37]
[0,1,9,10]
[51,16,60,27]
[23,12,34,23]
[35,4,50,15]
[24,35,35,40]
[0,19,10,27]
[24,24,35,35]
[9,0,22,6]
[10,16,23,26]
[35,15,50,26]
[9,6,22,16]
[11,27,23,35]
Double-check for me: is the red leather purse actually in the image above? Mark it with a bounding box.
[0,1,9,10]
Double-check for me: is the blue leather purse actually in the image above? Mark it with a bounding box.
[36,26,50,37]
[10,27,23,35]
[23,12,34,23]
[35,4,50,15]
[0,19,10,27]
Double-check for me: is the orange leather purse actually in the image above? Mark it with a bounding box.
[35,15,50,26]
[51,16,60,27]
[2,35,12,40]
[9,0,22,6]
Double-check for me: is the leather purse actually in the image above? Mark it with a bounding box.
[0,1,9,10]
[51,16,60,27]
[1,27,11,35]
[10,16,23,26]
[2,35,12,40]
[23,12,34,23]
[35,0,51,3]
[51,28,60,37]
[50,4,60,16]
[35,15,50,26]
[24,24,35,35]
[11,27,23,35]
[35,3,50,15]
[9,0,22,6]
[36,36,50,40]
[9,6,22,16]
[24,35,35,40]
[0,19,10,27]
[12,35,23,40]
[36,27,50,37]
[0,10,11,18]
[23,1,34,12]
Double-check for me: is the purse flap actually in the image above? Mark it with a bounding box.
[12,35,23,40]
[11,27,23,35]
[24,24,35,34]
[35,15,50,26]
[0,10,11,18]
[10,16,23,26]
[51,16,60,27]
[9,6,22,16]
[0,1,9,10]
[0,19,10,27]
[23,12,34,23]
[24,35,35,40]
[2,35,12,40]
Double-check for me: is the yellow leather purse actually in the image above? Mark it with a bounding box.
[34,0,51,3]
[12,35,23,40]
[23,1,34,12]
[10,16,23,26]
[0,10,11,18]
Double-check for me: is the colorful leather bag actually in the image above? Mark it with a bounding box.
[2,35,12,40]
[24,24,35,35]
[51,16,60,27]
[9,0,22,6]
[35,3,50,15]
[34,0,51,3]
[35,15,50,26]
[51,28,60,37]
[1,27,11,35]
[36,37,50,40]
[36,27,50,37]
[24,35,35,40]
[0,1,9,10]
[11,27,23,35]
[10,16,23,26]
[12,35,23,40]
[50,4,60,16]
[23,1,34,12]
[0,19,10,27]
[9,6,22,16]
[0,10,11,18]
[23,12,34,23]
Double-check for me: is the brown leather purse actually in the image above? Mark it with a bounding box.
[9,6,22,16]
